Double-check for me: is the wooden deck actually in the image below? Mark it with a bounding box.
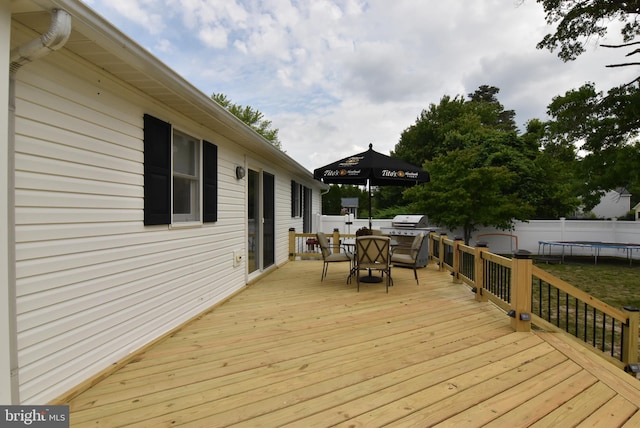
[66,261,640,427]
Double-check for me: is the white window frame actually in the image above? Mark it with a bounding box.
[171,129,202,224]
[292,181,305,218]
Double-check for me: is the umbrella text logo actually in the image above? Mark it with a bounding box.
[323,169,361,177]
[339,156,363,167]
[382,170,420,179]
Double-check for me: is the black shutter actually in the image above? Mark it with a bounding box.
[291,181,296,217]
[203,140,218,223]
[143,114,171,225]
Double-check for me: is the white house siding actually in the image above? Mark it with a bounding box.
[591,190,631,219]
[276,174,295,265]
[11,43,319,404]
[1,1,15,405]
[274,175,317,265]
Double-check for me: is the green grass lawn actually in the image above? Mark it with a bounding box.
[535,256,640,310]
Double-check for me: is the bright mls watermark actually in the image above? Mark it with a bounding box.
[1,406,69,427]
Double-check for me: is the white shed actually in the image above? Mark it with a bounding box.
[2,1,325,404]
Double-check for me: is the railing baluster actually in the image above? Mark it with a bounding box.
[602,313,607,353]
[612,318,617,357]
[548,284,552,325]
[592,307,596,347]
[536,279,541,317]
[574,297,579,338]
[556,287,560,327]
[583,302,588,343]
[565,292,569,332]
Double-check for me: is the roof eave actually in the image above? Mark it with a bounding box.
[13,0,315,180]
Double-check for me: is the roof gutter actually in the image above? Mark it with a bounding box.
[6,7,71,403]
[10,8,71,73]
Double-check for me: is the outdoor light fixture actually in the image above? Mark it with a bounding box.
[235,166,245,179]
[507,309,516,318]
[471,287,477,293]
[520,313,531,321]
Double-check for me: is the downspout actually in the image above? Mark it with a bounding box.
[10,9,72,73]
[6,8,71,404]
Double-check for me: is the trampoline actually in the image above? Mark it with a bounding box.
[537,240,640,265]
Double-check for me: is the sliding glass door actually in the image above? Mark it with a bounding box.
[248,169,275,274]
[262,172,275,268]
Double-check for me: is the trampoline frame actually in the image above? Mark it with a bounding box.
[537,240,640,265]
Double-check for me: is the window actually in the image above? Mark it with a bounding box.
[291,181,303,218]
[144,114,218,225]
[172,130,200,222]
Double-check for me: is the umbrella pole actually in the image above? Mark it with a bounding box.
[368,180,372,229]
[362,179,382,283]
[360,180,382,283]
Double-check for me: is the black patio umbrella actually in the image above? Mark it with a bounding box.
[313,143,430,228]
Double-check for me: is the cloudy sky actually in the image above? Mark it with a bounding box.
[83,0,636,171]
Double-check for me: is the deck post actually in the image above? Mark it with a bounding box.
[452,237,463,283]
[622,306,640,370]
[474,242,489,302]
[288,228,296,261]
[428,232,436,261]
[438,233,447,271]
[510,250,533,332]
[332,228,340,254]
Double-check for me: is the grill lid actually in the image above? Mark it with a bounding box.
[391,214,428,228]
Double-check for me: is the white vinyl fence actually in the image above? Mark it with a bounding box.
[315,215,640,260]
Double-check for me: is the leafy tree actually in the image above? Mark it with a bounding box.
[467,85,518,132]
[535,0,640,78]
[211,93,282,150]
[321,185,368,216]
[534,1,640,207]
[545,83,640,208]
[390,85,580,242]
[393,95,469,163]
[404,147,530,244]
[522,119,582,218]
[393,85,518,165]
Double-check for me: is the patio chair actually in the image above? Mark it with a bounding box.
[354,235,392,293]
[317,232,353,281]
[390,232,425,285]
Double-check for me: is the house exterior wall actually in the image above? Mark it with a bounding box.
[1,0,17,405]
[590,190,631,219]
[10,34,321,404]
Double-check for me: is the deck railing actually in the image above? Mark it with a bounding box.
[429,232,640,371]
[288,228,355,260]
[530,266,639,368]
[289,229,640,373]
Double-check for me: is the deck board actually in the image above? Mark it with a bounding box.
[65,261,640,427]
[530,382,617,427]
